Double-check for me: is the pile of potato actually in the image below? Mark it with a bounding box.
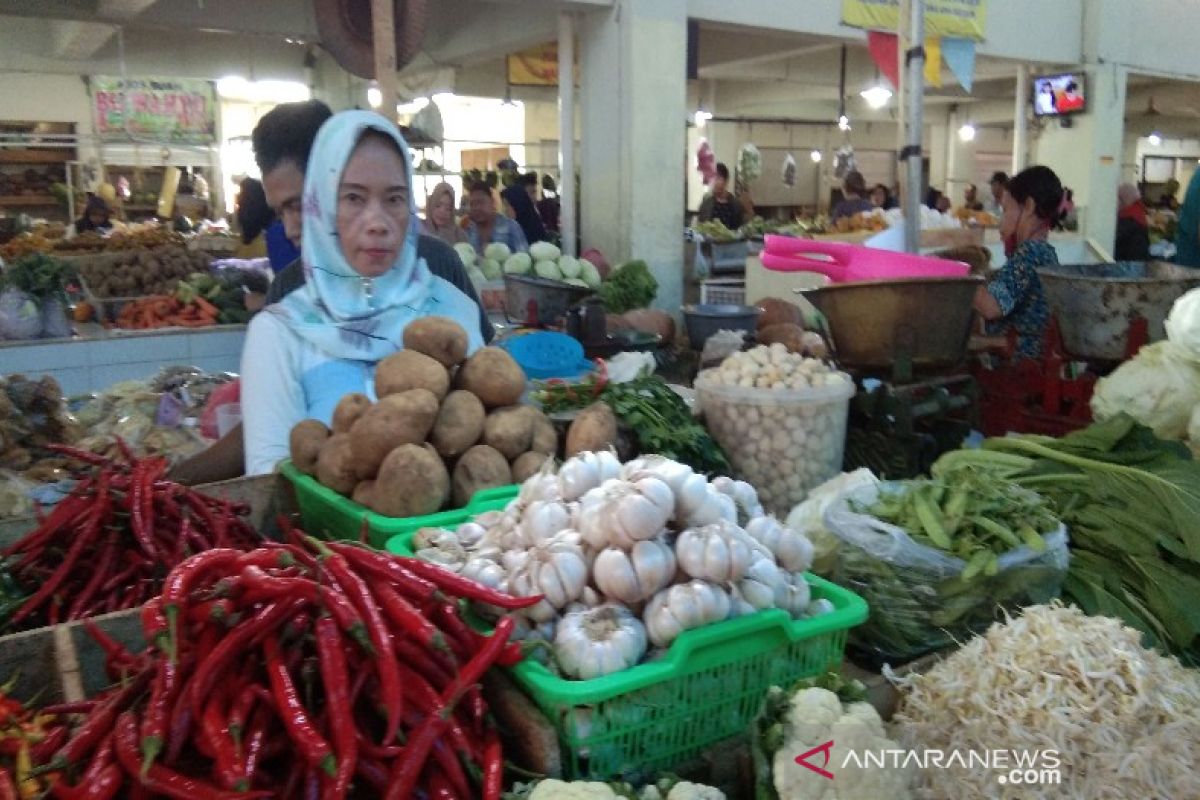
[78,245,211,298]
[289,317,560,518]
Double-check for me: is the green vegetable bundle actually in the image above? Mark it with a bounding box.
[934,414,1200,664]
[598,259,658,315]
[828,471,1067,665]
[0,252,75,305]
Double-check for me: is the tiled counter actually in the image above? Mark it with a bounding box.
[1,325,246,395]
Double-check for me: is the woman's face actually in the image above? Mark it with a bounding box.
[870,187,886,207]
[999,191,1038,242]
[428,193,454,227]
[336,135,410,278]
[712,173,727,194]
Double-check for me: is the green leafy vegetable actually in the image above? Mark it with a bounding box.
[598,260,657,314]
[0,252,76,305]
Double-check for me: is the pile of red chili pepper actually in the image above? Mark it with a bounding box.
[38,526,538,799]
[0,675,76,800]
[0,444,261,632]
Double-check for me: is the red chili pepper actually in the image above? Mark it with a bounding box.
[373,581,449,653]
[400,558,544,609]
[239,707,270,788]
[48,762,122,800]
[430,733,473,799]
[139,654,179,774]
[66,530,118,620]
[324,542,438,601]
[482,727,503,800]
[1,485,93,558]
[161,549,244,662]
[383,711,449,800]
[354,758,390,793]
[52,670,150,770]
[128,460,158,560]
[200,692,242,791]
[392,636,456,693]
[314,615,356,797]
[317,549,403,744]
[225,681,257,746]
[427,770,460,800]
[430,601,484,660]
[262,634,335,777]
[9,471,110,627]
[113,712,271,800]
[184,492,228,550]
[39,701,99,716]
[30,724,70,763]
[82,619,138,672]
[236,566,371,652]
[140,598,168,649]
[45,444,111,468]
[395,665,477,764]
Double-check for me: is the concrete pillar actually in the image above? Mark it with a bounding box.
[1084,63,1127,255]
[1013,64,1029,174]
[580,0,687,311]
[558,11,577,257]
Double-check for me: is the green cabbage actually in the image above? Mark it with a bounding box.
[484,242,512,263]
[563,277,589,289]
[558,255,581,280]
[1090,341,1200,440]
[534,260,562,281]
[480,258,503,280]
[453,242,476,268]
[502,252,532,276]
[579,258,602,289]
[529,241,561,262]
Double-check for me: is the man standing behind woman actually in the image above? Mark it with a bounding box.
[465,181,529,255]
[421,181,468,246]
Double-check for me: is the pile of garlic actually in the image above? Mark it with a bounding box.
[706,344,849,391]
[411,452,833,681]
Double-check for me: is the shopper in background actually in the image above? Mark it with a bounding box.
[501,180,549,246]
[1115,183,1150,261]
[985,171,1008,216]
[697,163,753,229]
[973,165,1061,359]
[870,183,894,210]
[233,178,273,259]
[538,173,561,233]
[962,184,984,211]
[466,181,529,255]
[241,111,489,475]
[1175,171,1200,267]
[420,181,468,247]
[830,170,873,223]
[75,195,113,234]
[1159,178,1182,212]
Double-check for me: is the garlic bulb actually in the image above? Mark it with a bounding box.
[413,528,467,568]
[744,515,814,574]
[805,597,835,618]
[460,557,506,589]
[675,521,755,583]
[518,470,562,506]
[518,500,573,546]
[644,580,732,648]
[710,476,765,521]
[564,586,604,615]
[513,615,557,645]
[507,534,590,621]
[558,450,622,501]
[593,537,677,604]
[578,477,674,550]
[455,520,489,549]
[682,486,738,528]
[734,557,786,611]
[775,572,812,618]
[555,604,648,680]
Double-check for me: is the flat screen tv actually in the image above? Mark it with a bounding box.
[1032,73,1086,116]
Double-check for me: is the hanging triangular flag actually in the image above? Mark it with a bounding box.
[866,30,900,90]
[924,36,942,88]
[941,37,977,93]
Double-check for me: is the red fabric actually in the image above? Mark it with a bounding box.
[199,379,241,440]
[1118,200,1148,228]
[867,31,901,90]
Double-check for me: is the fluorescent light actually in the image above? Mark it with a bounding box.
[860,85,892,109]
[367,82,382,109]
[216,76,248,98]
[1148,132,1163,147]
[838,114,851,132]
[693,109,713,128]
[810,149,823,163]
[396,96,430,115]
[958,123,977,142]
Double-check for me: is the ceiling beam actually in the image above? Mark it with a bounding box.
[51,19,118,60]
[97,0,159,17]
[698,42,842,76]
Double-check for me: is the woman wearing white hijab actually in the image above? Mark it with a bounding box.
[240,110,485,475]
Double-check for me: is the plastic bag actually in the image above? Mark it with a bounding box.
[41,298,72,339]
[199,379,242,440]
[0,289,42,340]
[824,481,1069,665]
[785,468,880,576]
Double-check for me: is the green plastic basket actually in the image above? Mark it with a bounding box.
[510,574,867,781]
[279,460,519,549]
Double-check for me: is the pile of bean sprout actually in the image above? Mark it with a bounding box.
[889,603,1200,800]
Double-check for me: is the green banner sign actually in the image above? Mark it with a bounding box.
[91,76,217,145]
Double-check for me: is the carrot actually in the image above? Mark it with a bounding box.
[193,297,219,317]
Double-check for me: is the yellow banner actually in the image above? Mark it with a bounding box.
[506,43,580,87]
[924,36,942,87]
[842,0,987,41]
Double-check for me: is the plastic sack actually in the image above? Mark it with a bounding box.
[41,298,72,339]
[199,379,242,440]
[0,289,43,340]
[824,481,1069,666]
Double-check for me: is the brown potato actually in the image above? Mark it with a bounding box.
[348,389,440,479]
[370,444,450,517]
[512,451,552,483]
[757,323,807,353]
[289,419,330,476]
[482,405,536,460]
[451,445,513,507]
[316,433,358,495]
[402,316,469,369]
[528,409,558,456]
[375,350,451,400]
[352,479,376,507]
[430,390,485,458]
[565,401,619,456]
[753,297,804,330]
[331,393,372,434]
[456,347,526,408]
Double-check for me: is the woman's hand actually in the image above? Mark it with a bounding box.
[973,284,1003,321]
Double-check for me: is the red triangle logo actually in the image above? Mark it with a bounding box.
[795,740,836,780]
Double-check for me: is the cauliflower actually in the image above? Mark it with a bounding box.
[528,779,621,799]
[639,780,726,800]
[765,687,913,800]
